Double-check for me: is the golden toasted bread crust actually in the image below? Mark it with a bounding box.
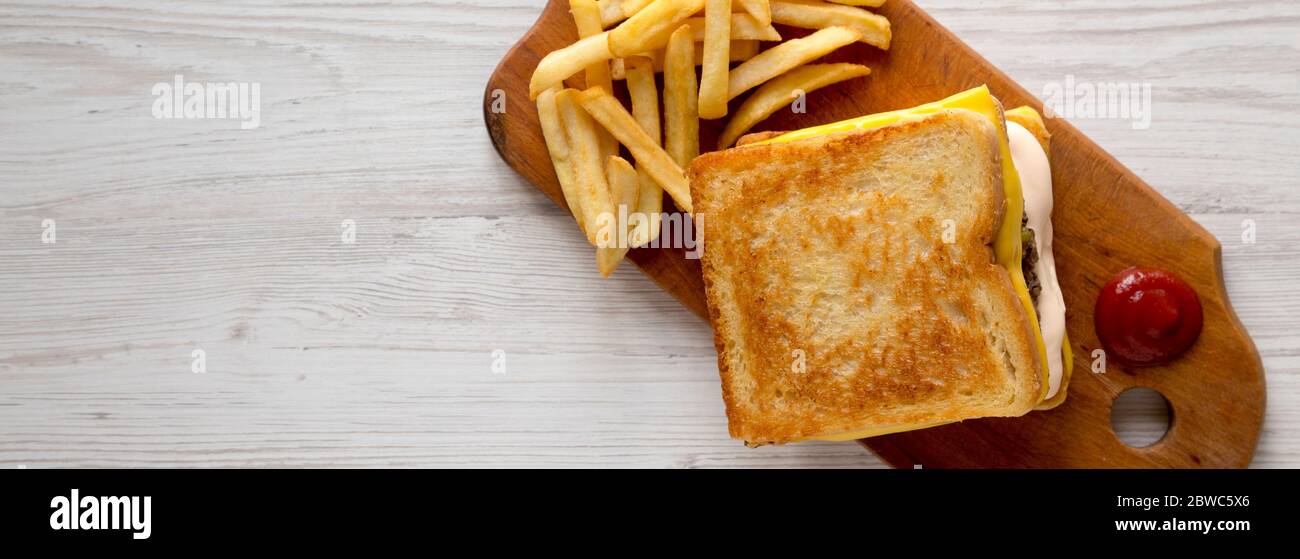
[691,110,1043,444]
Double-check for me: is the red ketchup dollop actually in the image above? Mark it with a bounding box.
[1095,267,1203,367]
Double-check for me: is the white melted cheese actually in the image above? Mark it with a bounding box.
[1006,122,1066,400]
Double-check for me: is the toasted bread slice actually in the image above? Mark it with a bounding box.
[742,108,1072,413]
[690,110,1045,445]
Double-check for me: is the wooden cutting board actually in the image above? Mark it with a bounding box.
[483,0,1265,467]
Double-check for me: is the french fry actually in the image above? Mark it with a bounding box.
[826,0,886,7]
[609,40,759,79]
[685,13,780,42]
[698,0,732,120]
[557,89,616,244]
[624,56,663,247]
[530,32,614,99]
[596,156,640,276]
[571,0,614,96]
[571,0,618,158]
[664,25,700,170]
[726,25,860,100]
[620,0,657,17]
[632,170,662,245]
[608,0,705,58]
[625,58,662,147]
[535,88,585,229]
[736,0,772,26]
[716,63,870,148]
[577,87,693,214]
[598,0,627,28]
[771,0,891,50]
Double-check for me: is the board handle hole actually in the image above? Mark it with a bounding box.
[1110,387,1173,448]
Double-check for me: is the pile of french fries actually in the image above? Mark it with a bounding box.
[531,0,891,276]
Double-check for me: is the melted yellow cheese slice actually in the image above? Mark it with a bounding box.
[757,85,1052,441]
[1003,104,1075,410]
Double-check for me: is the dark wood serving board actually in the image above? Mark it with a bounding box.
[483,0,1265,467]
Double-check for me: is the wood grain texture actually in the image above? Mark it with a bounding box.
[2,0,1298,468]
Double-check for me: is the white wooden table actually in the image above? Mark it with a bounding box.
[1,0,1297,468]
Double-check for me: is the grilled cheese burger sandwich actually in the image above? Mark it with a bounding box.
[689,86,1072,445]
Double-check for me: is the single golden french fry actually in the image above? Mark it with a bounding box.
[684,13,781,41]
[571,0,618,158]
[536,88,585,229]
[577,87,693,214]
[557,89,616,244]
[664,25,700,170]
[571,0,614,96]
[771,0,891,49]
[596,156,640,277]
[598,0,627,28]
[530,32,614,99]
[726,25,859,100]
[608,0,705,58]
[716,63,870,148]
[633,167,663,246]
[736,0,772,26]
[625,58,662,145]
[698,0,732,119]
[624,57,663,247]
